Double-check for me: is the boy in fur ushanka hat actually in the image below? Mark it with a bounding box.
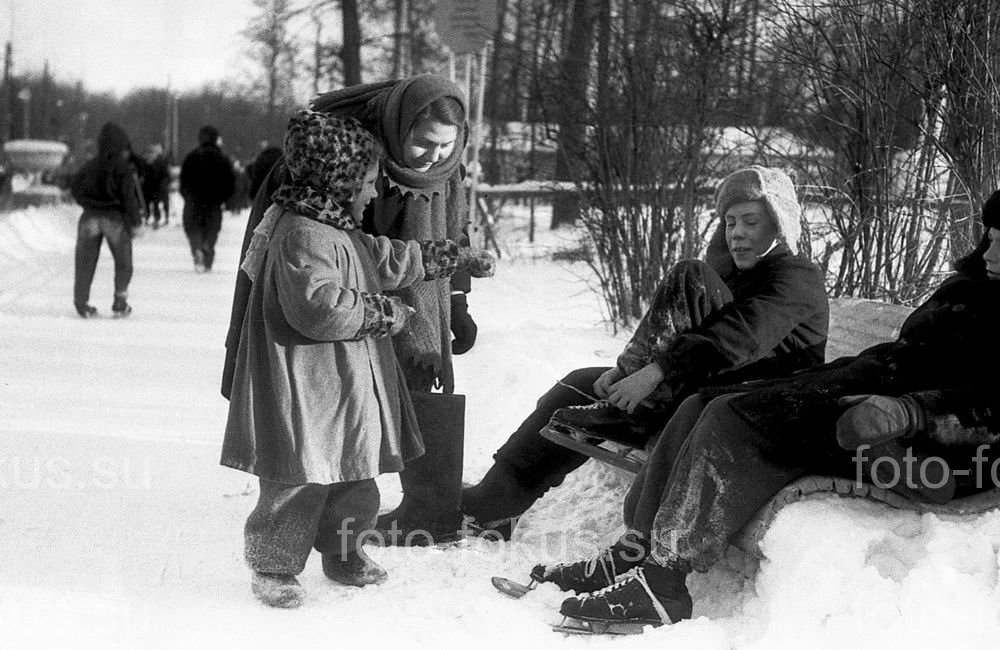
[221,110,493,608]
[462,166,829,547]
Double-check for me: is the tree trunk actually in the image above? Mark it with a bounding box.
[551,0,599,228]
[342,0,362,86]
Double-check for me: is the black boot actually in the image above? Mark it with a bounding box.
[532,531,650,593]
[375,392,466,546]
[558,560,692,633]
[462,460,550,541]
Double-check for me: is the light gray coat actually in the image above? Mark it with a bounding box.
[221,211,425,484]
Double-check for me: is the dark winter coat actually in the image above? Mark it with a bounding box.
[179,142,235,206]
[70,122,143,228]
[247,146,282,200]
[142,154,170,202]
[724,272,1000,471]
[221,211,426,484]
[659,225,830,398]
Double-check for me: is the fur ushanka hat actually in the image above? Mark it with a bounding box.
[715,166,802,255]
[981,188,1000,231]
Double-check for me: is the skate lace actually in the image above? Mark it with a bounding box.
[581,548,618,586]
[566,400,609,412]
[580,570,637,602]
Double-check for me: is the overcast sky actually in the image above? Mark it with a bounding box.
[3,0,260,95]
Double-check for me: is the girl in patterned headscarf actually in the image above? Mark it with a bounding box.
[221,110,490,608]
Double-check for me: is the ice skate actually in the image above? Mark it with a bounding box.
[493,534,648,599]
[554,567,690,635]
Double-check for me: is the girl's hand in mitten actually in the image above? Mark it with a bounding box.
[387,296,416,336]
[457,248,496,278]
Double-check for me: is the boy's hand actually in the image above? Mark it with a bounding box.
[606,363,664,413]
[592,368,622,399]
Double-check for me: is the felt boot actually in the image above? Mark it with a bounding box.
[250,572,305,608]
[375,392,466,545]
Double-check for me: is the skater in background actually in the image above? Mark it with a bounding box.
[462,166,829,539]
[141,143,171,228]
[537,190,1000,634]
[70,121,144,318]
[179,125,235,272]
[220,110,493,608]
[223,74,483,545]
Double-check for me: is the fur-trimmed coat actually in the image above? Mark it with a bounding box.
[221,211,426,484]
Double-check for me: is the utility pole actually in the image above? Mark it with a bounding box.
[1,41,11,141]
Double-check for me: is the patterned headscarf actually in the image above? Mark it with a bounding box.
[240,111,380,281]
[271,110,380,230]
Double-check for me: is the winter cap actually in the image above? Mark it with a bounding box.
[272,110,381,229]
[198,125,220,146]
[715,165,802,255]
[981,189,1000,230]
[240,111,381,282]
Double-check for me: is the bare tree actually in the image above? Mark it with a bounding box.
[244,0,298,138]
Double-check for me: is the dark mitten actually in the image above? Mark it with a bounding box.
[419,240,460,279]
[457,247,496,278]
[835,394,924,450]
[450,293,478,354]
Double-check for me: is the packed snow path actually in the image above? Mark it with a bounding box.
[2,204,1000,649]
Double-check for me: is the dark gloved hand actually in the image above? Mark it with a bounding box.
[450,293,478,354]
[835,394,924,450]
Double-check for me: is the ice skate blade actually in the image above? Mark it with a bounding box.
[491,576,534,599]
[552,616,648,635]
[539,424,645,473]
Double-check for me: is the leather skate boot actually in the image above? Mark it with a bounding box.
[549,401,659,449]
[532,531,650,593]
[557,562,692,634]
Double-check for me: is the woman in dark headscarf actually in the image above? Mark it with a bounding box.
[222,74,481,544]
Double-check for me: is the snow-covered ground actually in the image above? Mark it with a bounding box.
[1,199,999,649]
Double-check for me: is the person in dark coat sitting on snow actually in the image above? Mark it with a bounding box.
[533,190,1000,635]
[463,166,830,539]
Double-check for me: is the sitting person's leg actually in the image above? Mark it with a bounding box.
[530,394,712,593]
[462,366,609,532]
[558,394,808,628]
[551,260,732,436]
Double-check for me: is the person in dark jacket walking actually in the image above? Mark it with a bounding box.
[70,121,144,318]
[180,125,235,271]
[462,166,830,540]
[141,143,171,228]
[538,192,1000,634]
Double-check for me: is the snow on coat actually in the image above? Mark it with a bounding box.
[221,211,426,484]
